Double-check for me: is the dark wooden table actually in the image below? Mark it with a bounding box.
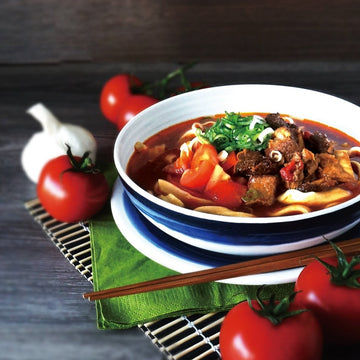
[1,62,359,359]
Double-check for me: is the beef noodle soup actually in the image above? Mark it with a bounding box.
[126,112,360,217]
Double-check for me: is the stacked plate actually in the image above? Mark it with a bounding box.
[110,178,357,285]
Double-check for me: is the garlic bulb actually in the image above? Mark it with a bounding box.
[21,103,97,183]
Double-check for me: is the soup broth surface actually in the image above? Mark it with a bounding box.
[127,113,360,217]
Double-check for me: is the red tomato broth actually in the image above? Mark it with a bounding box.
[126,113,360,217]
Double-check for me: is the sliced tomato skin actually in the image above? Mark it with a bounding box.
[205,179,247,208]
[221,151,237,172]
[177,144,248,207]
[174,143,194,173]
[180,160,215,191]
[201,164,247,208]
[179,144,218,191]
[191,144,218,168]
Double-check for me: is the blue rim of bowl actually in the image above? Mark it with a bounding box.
[122,179,360,248]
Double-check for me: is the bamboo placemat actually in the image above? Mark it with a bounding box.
[25,199,224,360]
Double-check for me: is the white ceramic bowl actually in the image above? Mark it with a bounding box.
[113,85,360,256]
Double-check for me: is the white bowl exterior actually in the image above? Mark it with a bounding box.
[114,84,360,223]
[113,85,360,257]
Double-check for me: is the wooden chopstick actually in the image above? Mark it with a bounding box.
[83,237,360,301]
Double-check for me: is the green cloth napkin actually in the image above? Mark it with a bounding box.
[89,205,294,330]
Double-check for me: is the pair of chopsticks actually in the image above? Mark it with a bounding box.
[83,237,360,301]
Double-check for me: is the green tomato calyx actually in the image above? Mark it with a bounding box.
[63,144,99,175]
[248,286,306,326]
[316,240,360,288]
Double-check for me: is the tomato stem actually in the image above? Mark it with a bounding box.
[136,61,198,99]
[315,239,360,288]
[61,144,99,176]
[248,286,306,326]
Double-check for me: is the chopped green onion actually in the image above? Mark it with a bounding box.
[195,112,274,152]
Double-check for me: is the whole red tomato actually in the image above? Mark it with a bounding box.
[219,291,323,360]
[116,94,158,130]
[37,147,110,223]
[100,74,142,124]
[295,244,360,344]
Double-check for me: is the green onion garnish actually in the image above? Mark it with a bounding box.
[195,112,274,152]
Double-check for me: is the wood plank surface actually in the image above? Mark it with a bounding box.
[0,0,360,64]
[1,62,360,359]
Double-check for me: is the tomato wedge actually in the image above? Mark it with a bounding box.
[191,144,218,168]
[205,164,247,208]
[180,160,216,191]
[221,150,237,172]
[174,142,194,172]
[179,144,218,191]
[205,181,247,208]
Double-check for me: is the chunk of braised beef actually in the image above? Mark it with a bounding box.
[301,148,319,178]
[253,157,281,175]
[317,153,355,183]
[243,175,279,206]
[297,152,355,192]
[299,148,320,185]
[265,113,289,129]
[265,127,303,163]
[234,150,262,175]
[297,178,338,192]
[234,149,279,176]
[304,131,335,154]
[265,113,301,143]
